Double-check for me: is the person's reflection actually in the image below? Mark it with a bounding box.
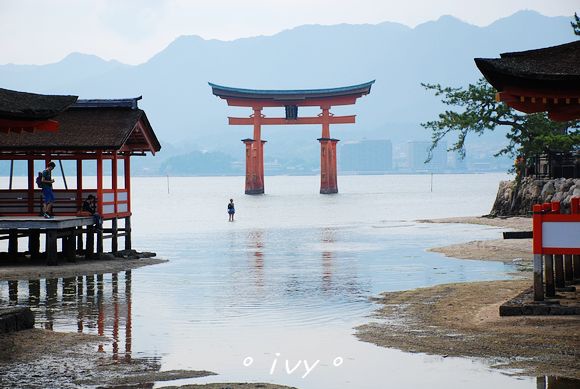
[247,230,264,288]
[321,228,335,292]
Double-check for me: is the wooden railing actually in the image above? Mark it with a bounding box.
[0,189,129,219]
[100,189,130,219]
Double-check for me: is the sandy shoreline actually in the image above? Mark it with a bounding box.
[422,216,532,263]
[0,256,167,281]
[356,215,579,379]
[356,280,580,379]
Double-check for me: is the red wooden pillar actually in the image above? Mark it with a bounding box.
[318,105,339,194]
[27,158,34,213]
[96,152,103,215]
[112,151,118,215]
[76,159,83,210]
[243,107,265,195]
[124,154,131,214]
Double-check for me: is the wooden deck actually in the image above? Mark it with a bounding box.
[0,216,93,230]
[0,216,110,266]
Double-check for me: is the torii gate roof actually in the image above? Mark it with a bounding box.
[209,80,375,103]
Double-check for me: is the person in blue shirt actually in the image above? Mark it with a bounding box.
[227,198,235,222]
[41,162,56,219]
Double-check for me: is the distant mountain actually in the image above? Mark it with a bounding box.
[0,11,575,174]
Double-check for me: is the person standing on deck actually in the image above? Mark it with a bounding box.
[41,161,56,219]
[227,198,235,222]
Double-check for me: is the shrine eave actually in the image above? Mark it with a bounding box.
[474,41,580,92]
[209,81,375,101]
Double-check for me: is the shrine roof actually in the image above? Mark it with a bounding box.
[474,41,580,92]
[0,88,78,120]
[0,99,161,154]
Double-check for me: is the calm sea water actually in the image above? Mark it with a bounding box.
[1,174,543,388]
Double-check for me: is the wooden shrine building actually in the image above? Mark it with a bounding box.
[476,42,580,303]
[475,41,580,179]
[475,40,580,122]
[0,90,161,265]
[210,81,374,194]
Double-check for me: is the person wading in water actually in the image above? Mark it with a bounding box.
[227,198,235,222]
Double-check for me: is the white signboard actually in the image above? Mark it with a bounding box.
[542,222,580,248]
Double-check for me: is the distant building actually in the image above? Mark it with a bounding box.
[340,140,392,173]
[407,141,448,171]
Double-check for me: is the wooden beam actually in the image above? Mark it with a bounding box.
[228,115,356,126]
[225,96,359,108]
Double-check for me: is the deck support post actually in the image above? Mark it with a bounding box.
[76,226,84,254]
[111,218,118,253]
[545,254,555,297]
[564,255,573,284]
[574,255,580,281]
[46,229,58,266]
[86,226,94,259]
[65,229,76,262]
[96,227,103,256]
[8,230,18,257]
[554,254,565,289]
[533,254,544,301]
[29,230,40,259]
[124,217,132,250]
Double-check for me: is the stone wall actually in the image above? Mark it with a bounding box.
[490,177,580,216]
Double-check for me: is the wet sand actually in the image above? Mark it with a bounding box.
[0,256,167,281]
[356,280,580,379]
[422,216,532,263]
[356,216,579,379]
[0,329,296,388]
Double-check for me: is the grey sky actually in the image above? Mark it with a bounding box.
[0,0,577,65]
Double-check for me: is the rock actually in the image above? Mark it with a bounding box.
[541,181,556,197]
[491,178,580,216]
[0,308,35,333]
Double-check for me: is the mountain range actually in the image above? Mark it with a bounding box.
[0,11,576,175]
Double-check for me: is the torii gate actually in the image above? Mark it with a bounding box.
[209,81,374,194]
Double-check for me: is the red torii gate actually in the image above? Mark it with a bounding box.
[210,81,374,194]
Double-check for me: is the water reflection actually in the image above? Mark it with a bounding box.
[321,228,335,292]
[247,230,264,289]
[1,271,133,361]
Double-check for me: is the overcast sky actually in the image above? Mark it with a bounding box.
[0,0,577,65]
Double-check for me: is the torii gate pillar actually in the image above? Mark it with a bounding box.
[318,105,339,194]
[242,138,266,195]
[319,138,339,194]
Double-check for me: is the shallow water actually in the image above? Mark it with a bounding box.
[0,174,552,388]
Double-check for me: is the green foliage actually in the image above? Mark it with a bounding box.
[420,78,580,163]
[572,12,580,36]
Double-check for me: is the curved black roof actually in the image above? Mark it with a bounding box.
[209,81,375,101]
[475,41,580,92]
[0,88,78,120]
